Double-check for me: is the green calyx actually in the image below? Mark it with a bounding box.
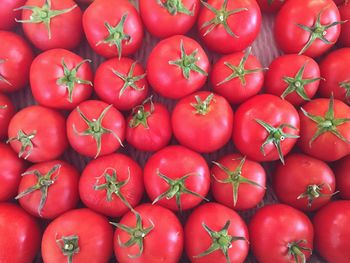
[15,164,61,216]
[56,235,80,263]
[0,59,12,86]
[73,105,123,159]
[129,96,154,128]
[194,220,247,263]
[255,119,299,164]
[301,95,350,147]
[287,240,312,263]
[157,0,194,15]
[339,80,350,103]
[212,157,265,207]
[168,39,208,80]
[190,93,215,115]
[200,0,247,37]
[297,183,339,208]
[7,129,37,160]
[15,0,77,39]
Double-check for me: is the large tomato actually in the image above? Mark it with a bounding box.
[0,93,15,139]
[334,155,350,199]
[0,0,26,30]
[256,0,285,13]
[339,1,350,46]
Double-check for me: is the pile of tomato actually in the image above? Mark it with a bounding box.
[1,0,350,262]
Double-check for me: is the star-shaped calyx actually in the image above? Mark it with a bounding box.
[157,0,194,15]
[0,59,12,86]
[7,129,37,159]
[287,240,312,263]
[56,235,80,263]
[129,96,154,129]
[297,183,338,208]
[339,80,350,103]
[191,93,215,115]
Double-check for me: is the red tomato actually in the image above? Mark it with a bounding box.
[79,153,144,217]
[313,200,350,263]
[334,155,350,199]
[0,203,41,263]
[42,208,113,263]
[143,145,210,211]
[233,94,300,164]
[265,54,321,106]
[256,0,285,13]
[250,204,314,263]
[172,91,233,153]
[7,105,68,163]
[66,100,125,158]
[0,0,26,30]
[211,47,265,104]
[339,2,350,46]
[298,96,350,161]
[83,0,143,58]
[211,154,266,210]
[94,57,148,111]
[113,204,183,263]
[0,93,15,138]
[147,35,209,99]
[185,202,249,263]
[0,31,33,93]
[197,0,261,54]
[30,49,93,110]
[126,98,172,152]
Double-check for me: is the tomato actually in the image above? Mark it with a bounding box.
[250,204,313,263]
[211,47,266,104]
[0,203,41,263]
[273,153,337,212]
[0,93,15,139]
[83,0,143,58]
[7,105,68,163]
[313,200,350,263]
[139,0,200,38]
[66,100,125,158]
[0,0,26,30]
[334,155,350,199]
[275,0,343,57]
[197,0,261,54]
[42,208,113,263]
[126,97,172,152]
[339,2,350,46]
[112,204,183,263]
[256,0,285,13]
[147,35,209,99]
[30,49,93,110]
[298,96,350,161]
[211,154,266,210]
[143,145,209,211]
[0,31,33,93]
[79,153,144,217]
[264,54,321,106]
[172,91,233,153]
[233,94,300,164]
[94,57,148,111]
[185,202,249,263]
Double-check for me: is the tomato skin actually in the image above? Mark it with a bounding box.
[256,0,285,13]
[339,2,350,46]
[0,93,15,139]
[42,208,113,263]
[313,200,350,263]
[0,203,41,263]
[147,35,209,99]
[0,0,26,30]
[334,155,350,199]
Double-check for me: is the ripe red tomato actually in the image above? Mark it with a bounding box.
[298,96,350,161]
[42,208,113,263]
[334,155,350,199]
[275,0,342,57]
[94,57,148,111]
[113,204,183,263]
[264,54,321,106]
[0,31,33,93]
[339,2,350,46]
[172,91,233,153]
[197,0,261,54]
[233,94,300,164]
[211,154,266,210]
[185,202,249,263]
[0,93,15,139]
[0,0,26,30]
[18,0,83,50]
[83,0,143,58]
[147,35,209,99]
[66,100,125,158]
[313,200,350,263]
[79,153,144,217]
[211,47,265,104]
[7,105,68,163]
[30,49,93,110]
[256,0,285,13]
[250,204,314,263]
[0,203,41,263]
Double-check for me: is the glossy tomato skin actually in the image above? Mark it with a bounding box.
[114,203,184,263]
[250,204,313,263]
[0,0,26,30]
[339,2,350,46]
[42,208,113,263]
[0,93,15,138]
[94,57,148,111]
[313,200,350,263]
[256,0,285,13]
[185,202,249,263]
[83,0,143,58]
[0,31,33,93]
[30,49,93,110]
[334,155,350,199]
[265,54,320,106]
[147,35,209,99]
[172,91,233,153]
[8,105,68,163]
[0,203,41,263]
